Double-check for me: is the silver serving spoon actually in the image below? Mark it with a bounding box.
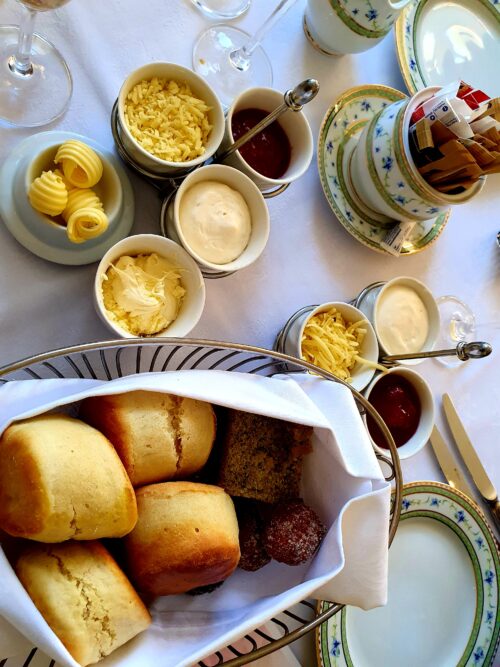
[215,78,320,164]
[381,341,492,365]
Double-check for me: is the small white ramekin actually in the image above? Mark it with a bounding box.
[166,164,270,274]
[283,301,379,391]
[94,234,205,338]
[117,62,225,176]
[364,366,435,459]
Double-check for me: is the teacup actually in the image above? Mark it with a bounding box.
[219,87,313,196]
[304,0,412,55]
[349,87,485,223]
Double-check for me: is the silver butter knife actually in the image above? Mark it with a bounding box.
[443,393,500,532]
[429,426,475,499]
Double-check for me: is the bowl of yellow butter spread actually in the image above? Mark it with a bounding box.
[94,234,206,338]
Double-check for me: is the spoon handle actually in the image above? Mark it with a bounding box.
[380,341,492,364]
[215,102,287,164]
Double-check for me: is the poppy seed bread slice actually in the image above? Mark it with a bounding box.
[217,410,313,503]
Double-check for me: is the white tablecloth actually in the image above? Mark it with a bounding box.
[0,0,499,665]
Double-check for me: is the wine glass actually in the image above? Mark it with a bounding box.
[435,296,476,367]
[190,0,251,20]
[193,0,299,108]
[0,0,73,128]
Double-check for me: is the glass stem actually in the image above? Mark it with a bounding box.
[9,7,37,77]
[229,0,299,71]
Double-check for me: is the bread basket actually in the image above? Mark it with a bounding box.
[0,338,402,666]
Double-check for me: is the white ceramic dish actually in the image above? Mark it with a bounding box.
[117,62,225,176]
[282,301,379,392]
[373,276,440,362]
[317,481,500,667]
[0,131,134,266]
[395,0,500,95]
[220,87,313,194]
[363,366,434,459]
[165,164,270,275]
[94,234,206,338]
[317,85,451,255]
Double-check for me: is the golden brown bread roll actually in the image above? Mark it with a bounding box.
[15,541,151,666]
[0,414,137,542]
[79,391,216,487]
[125,482,240,595]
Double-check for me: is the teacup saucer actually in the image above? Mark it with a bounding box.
[0,131,134,265]
[317,85,450,255]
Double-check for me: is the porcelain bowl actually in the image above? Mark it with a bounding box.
[94,234,206,339]
[364,366,435,459]
[282,301,379,391]
[168,164,270,274]
[117,62,225,177]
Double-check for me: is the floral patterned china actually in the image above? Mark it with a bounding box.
[317,481,500,667]
[395,0,500,95]
[317,85,450,255]
[304,0,413,55]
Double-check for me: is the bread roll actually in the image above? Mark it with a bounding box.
[125,482,240,595]
[15,541,151,666]
[80,391,216,487]
[0,414,137,542]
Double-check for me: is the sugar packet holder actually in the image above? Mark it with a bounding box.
[0,370,390,667]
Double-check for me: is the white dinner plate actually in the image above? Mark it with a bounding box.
[317,481,500,667]
[0,131,135,265]
[395,0,500,95]
[317,86,450,255]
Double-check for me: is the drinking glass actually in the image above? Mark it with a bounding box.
[193,0,299,108]
[190,0,250,20]
[0,0,73,127]
[435,296,476,367]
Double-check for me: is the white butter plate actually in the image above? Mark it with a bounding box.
[317,86,450,255]
[0,131,135,265]
[317,481,500,667]
[395,0,500,95]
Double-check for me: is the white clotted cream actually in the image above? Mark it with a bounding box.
[376,285,429,354]
[179,181,251,264]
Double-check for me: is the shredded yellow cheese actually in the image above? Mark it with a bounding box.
[301,307,385,382]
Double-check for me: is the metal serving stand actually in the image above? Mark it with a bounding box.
[110,102,288,277]
[0,339,402,666]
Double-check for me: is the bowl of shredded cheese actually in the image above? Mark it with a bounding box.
[117,62,225,176]
[283,302,381,391]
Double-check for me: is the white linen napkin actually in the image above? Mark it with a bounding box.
[0,370,390,667]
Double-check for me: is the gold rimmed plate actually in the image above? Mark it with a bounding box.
[317,85,450,255]
[395,0,500,95]
[316,481,500,666]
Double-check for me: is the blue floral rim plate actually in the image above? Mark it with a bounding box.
[316,481,500,667]
[317,86,450,255]
[0,131,135,266]
[395,0,500,95]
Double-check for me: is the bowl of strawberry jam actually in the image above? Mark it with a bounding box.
[220,87,313,194]
[364,367,435,460]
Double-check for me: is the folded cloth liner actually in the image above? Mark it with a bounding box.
[0,370,390,667]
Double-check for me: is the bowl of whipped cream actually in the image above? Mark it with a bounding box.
[94,234,206,338]
[163,164,270,276]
